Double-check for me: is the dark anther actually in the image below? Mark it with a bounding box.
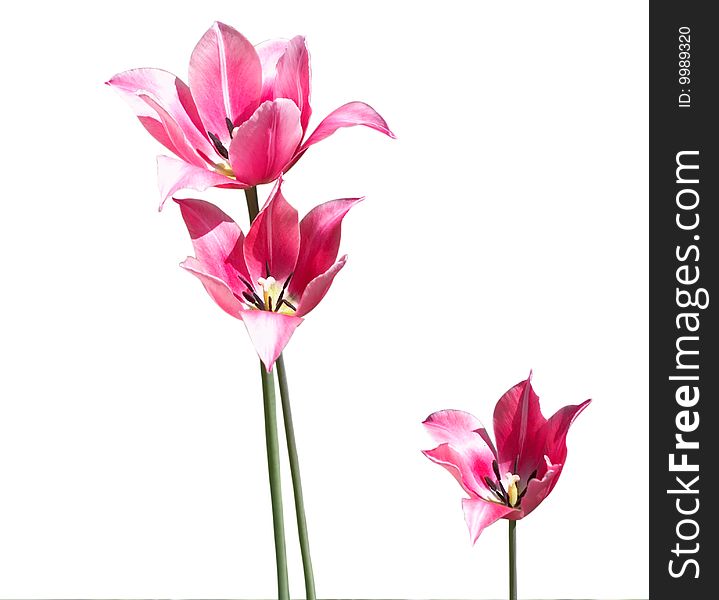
[238,274,254,292]
[517,486,529,504]
[268,297,274,312]
[497,477,507,498]
[274,272,293,310]
[265,261,271,278]
[275,289,285,310]
[242,291,264,310]
[208,131,229,159]
[484,476,506,503]
[237,274,265,308]
[492,460,502,482]
[485,476,503,499]
[513,456,519,474]
[528,469,538,482]
[225,117,235,138]
[281,299,297,312]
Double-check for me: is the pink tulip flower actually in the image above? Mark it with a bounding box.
[423,374,590,543]
[107,22,394,207]
[176,178,360,371]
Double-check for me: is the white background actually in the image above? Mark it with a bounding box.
[0,1,647,598]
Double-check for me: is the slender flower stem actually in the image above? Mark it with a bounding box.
[276,353,316,600]
[508,519,517,600]
[260,362,290,600]
[245,186,260,223]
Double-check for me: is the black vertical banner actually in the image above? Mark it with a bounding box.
[650,1,717,598]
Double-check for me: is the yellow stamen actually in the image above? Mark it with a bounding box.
[214,162,235,178]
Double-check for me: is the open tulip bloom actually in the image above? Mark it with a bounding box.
[176,178,359,372]
[423,373,590,600]
[108,21,394,207]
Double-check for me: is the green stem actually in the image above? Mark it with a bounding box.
[245,186,260,223]
[260,361,290,600]
[508,519,517,600]
[276,354,316,600]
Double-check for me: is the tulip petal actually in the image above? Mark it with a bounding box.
[270,36,311,132]
[295,101,395,160]
[493,374,547,480]
[423,438,497,500]
[462,498,516,544]
[541,399,591,473]
[295,255,346,317]
[228,99,303,186]
[107,68,215,162]
[424,409,500,459]
[157,156,237,209]
[175,198,250,291]
[423,445,483,498]
[137,117,175,155]
[243,179,299,285]
[240,310,303,372]
[139,94,207,167]
[256,38,290,101]
[515,459,560,518]
[180,256,243,319]
[289,197,362,297]
[189,22,262,146]
[423,409,485,445]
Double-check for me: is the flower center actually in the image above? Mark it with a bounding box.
[236,264,297,315]
[206,118,238,178]
[483,459,538,508]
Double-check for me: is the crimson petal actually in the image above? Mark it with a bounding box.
[290,197,362,297]
[243,179,300,285]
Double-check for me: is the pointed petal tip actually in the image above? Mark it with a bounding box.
[168,196,189,211]
[105,73,122,87]
[241,310,303,373]
[209,21,229,35]
[421,411,441,427]
[178,256,194,270]
[575,398,592,415]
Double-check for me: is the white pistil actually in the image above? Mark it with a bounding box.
[257,276,277,309]
[504,472,521,507]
